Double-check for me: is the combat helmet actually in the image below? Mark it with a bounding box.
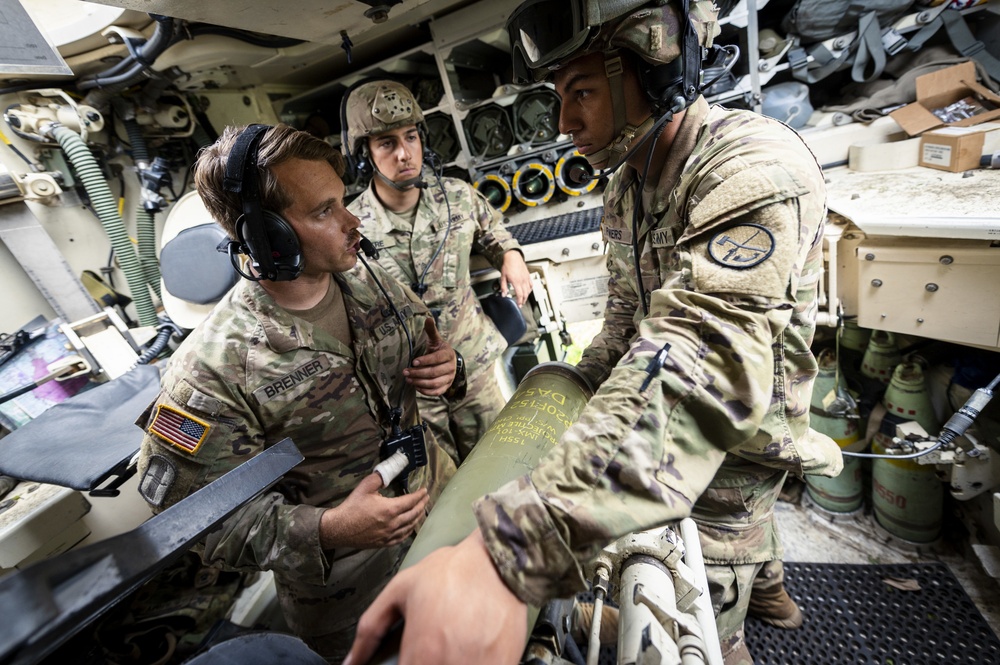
[343,80,425,178]
[507,0,719,167]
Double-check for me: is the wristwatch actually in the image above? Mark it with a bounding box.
[446,351,468,401]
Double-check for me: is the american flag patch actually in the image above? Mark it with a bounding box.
[150,404,210,454]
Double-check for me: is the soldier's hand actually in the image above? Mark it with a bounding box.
[500,250,532,307]
[319,474,429,550]
[405,317,456,397]
[343,529,527,665]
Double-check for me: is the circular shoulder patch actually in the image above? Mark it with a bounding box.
[707,223,775,269]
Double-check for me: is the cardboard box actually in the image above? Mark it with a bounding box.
[890,61,1000,136]
[919,122,1000,172]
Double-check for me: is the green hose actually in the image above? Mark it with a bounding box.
[135,205,161,299]
[51,125,159,327]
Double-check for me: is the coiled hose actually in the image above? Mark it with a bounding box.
[135,317,182,364]
[50,125,159,327]
[135,206,161,299]
[121,114,162,299]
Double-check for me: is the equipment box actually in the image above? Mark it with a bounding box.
[856,238,1000,349]
[919,125,994,172]
[890,61,1000,136]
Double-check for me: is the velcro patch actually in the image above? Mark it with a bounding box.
[139,454,176,507]
[649,227,674,248]
[374,304,413,340]
[150,404,211,454]
[603,225,632,244]
[688,161,807,231]
[253,356,332,404]
[369,236,396,250]
[708,224,775,269]
[689,201,797,299]
[187,388,225,416]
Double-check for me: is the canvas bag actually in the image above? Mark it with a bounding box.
[783,0,917,83]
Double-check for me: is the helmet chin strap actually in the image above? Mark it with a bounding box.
[584,114,657,168]
[375,167,424,191]
[583,50,657,168]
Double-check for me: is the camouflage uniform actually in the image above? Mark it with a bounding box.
[473,98,843,653]
[135,262,456,662]
[349,176,521,462]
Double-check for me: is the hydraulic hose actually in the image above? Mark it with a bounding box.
[191,121,214,148]
[118,110,162,298]
[79,16,176,108]
[50,125,159,327]
[122,114,150,164]
[135,205,161,299]
[135,318,181,364]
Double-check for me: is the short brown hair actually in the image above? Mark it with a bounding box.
[194,123,346,239]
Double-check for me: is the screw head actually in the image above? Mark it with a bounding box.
[939,255,953,265]
[925,283,939,292]
[865,253,875,261]
[871,279,883,287]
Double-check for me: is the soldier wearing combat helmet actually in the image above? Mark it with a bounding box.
[344,80,533,466]
[345,2,843,664]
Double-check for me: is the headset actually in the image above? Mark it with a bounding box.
[340,78,379,183]
[221,124,304,282]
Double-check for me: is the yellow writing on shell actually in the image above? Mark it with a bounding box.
[486,387,577,446]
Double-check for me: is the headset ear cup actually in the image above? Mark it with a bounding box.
[260,210,304,280]
[357,144,372,180]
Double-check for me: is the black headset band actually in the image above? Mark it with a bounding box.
[222,123,301,282]
[224,124,270,200]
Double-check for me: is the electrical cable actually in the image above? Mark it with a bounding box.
[182,24,306,48]
[413,150,451,297]
[358,239,414,434]
[843,369,999,460]
[631,121,665,317]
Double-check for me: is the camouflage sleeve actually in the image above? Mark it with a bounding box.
[136,375,331,586]
[473,285,772,604]
[474,192,820,605]
[465,181,522,269]
[575,242,638,389]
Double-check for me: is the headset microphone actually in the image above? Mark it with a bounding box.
[568,164,593,185]
[359,235,380,260]
[375,169,425,192]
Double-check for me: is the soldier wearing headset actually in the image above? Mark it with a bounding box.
[135,123,461,662]
[343,80,532,466]
[345,1,842,664]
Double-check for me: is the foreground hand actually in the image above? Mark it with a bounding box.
[319,473,428,550]
[499,250,532,307]
[343,530,528,665]
[405,317,456,397]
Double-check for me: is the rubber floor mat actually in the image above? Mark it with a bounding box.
[745,562,1000,664]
